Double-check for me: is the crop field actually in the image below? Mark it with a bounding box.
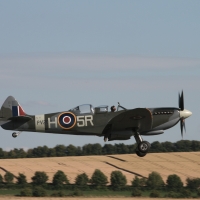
[0,152,199,184]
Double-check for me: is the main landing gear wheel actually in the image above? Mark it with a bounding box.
[135,149,146,157]
[138,141,150,153]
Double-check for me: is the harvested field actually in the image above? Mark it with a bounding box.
[0,152,199,184]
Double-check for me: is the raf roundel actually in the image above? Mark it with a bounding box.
[58,112,76,129]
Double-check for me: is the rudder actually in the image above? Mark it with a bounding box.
[0,96,26,120]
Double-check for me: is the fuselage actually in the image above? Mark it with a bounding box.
[1,106,189,137]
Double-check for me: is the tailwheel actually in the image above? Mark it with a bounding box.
[12,131,21,138]
[135,149,146,157]
[12,132,18,138]
[138,141,150,153]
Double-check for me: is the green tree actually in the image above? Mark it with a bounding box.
[150,141,165,152]
[150,190,160,197]
[102,144,116,155]
[17,173,27,185]
[132,176,146,188]
[52,170,69,189]
[4,171,14,184]
[55,145,66,157]
[0,148,5,158]
[0,174,3,184]
[110,170,127,190]
[82,143,102,155]
[75,173,89,186]
[66,144,77,156]
[20,188,32,196]
[132,188,142,197]
[166,174,183,191]
[186,178,200,190]
[146,172,164,190]
[175,140,192,152]
[31,171,48,185]
[191,140,200,151]
[115,143,129,154]
[162,141,175,152]
[90,169,108,187]
[32,186,47,197]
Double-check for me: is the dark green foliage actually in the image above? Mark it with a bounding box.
[115,143,129,154]
[146,171,164,190]
[165,191,180,198]
[131,188,142,196]
[150,190,160,197]
[90,169,108,187]
[54,145,67,156]
[191,140,200,151]
[66,144,77,156]
[150,141,165,152]
[17,173,27,185]
[31,171,48,185]
[51,191,65,197]
[32,186,47,197]
[110,170,127,190]
[132,176,146,188]
[166,174,183,191]
[82,143,102,155]
[0,174,3,184]
[0,148,5,158]
[181,189,191,198]
[175,140,192,152]
[197,189,200,197]
[52,170,69,189]
[69,189,83,196]
[4,171,14,184]
[186,177,200,190]
[0,140,200,159]
[75,173,89,186]
[102,144,116,155]
[7,148,26,158]
[20,188,32,196]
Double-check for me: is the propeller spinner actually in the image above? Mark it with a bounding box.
[178,91,192,137]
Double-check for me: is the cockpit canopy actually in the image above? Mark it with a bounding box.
[69,104,109,114]
[70,104,94,114]
[69,104,126,114]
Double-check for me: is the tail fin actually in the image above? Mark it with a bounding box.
[0,96,26,120]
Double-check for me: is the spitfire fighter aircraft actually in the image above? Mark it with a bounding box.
[0,92,192,157]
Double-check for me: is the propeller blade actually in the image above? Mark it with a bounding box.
[180,120,183,138]
[180,118,186,138]
[183,120,186,133]
[178,91,184,111]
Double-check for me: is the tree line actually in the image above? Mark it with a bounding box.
[0,169,200,197]
[0,140,200,159]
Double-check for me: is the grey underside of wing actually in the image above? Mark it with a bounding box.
[109,108,152,132]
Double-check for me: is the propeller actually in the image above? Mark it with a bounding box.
[179,91,184,111]
[179,91,186,138]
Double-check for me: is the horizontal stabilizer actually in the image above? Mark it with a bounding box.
[8,116,32,122]
[0,120,11,126]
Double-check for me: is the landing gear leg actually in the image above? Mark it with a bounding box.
[134,132,150,157]
[12,131,21,138]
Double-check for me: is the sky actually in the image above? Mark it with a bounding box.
[0,0,199,150]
